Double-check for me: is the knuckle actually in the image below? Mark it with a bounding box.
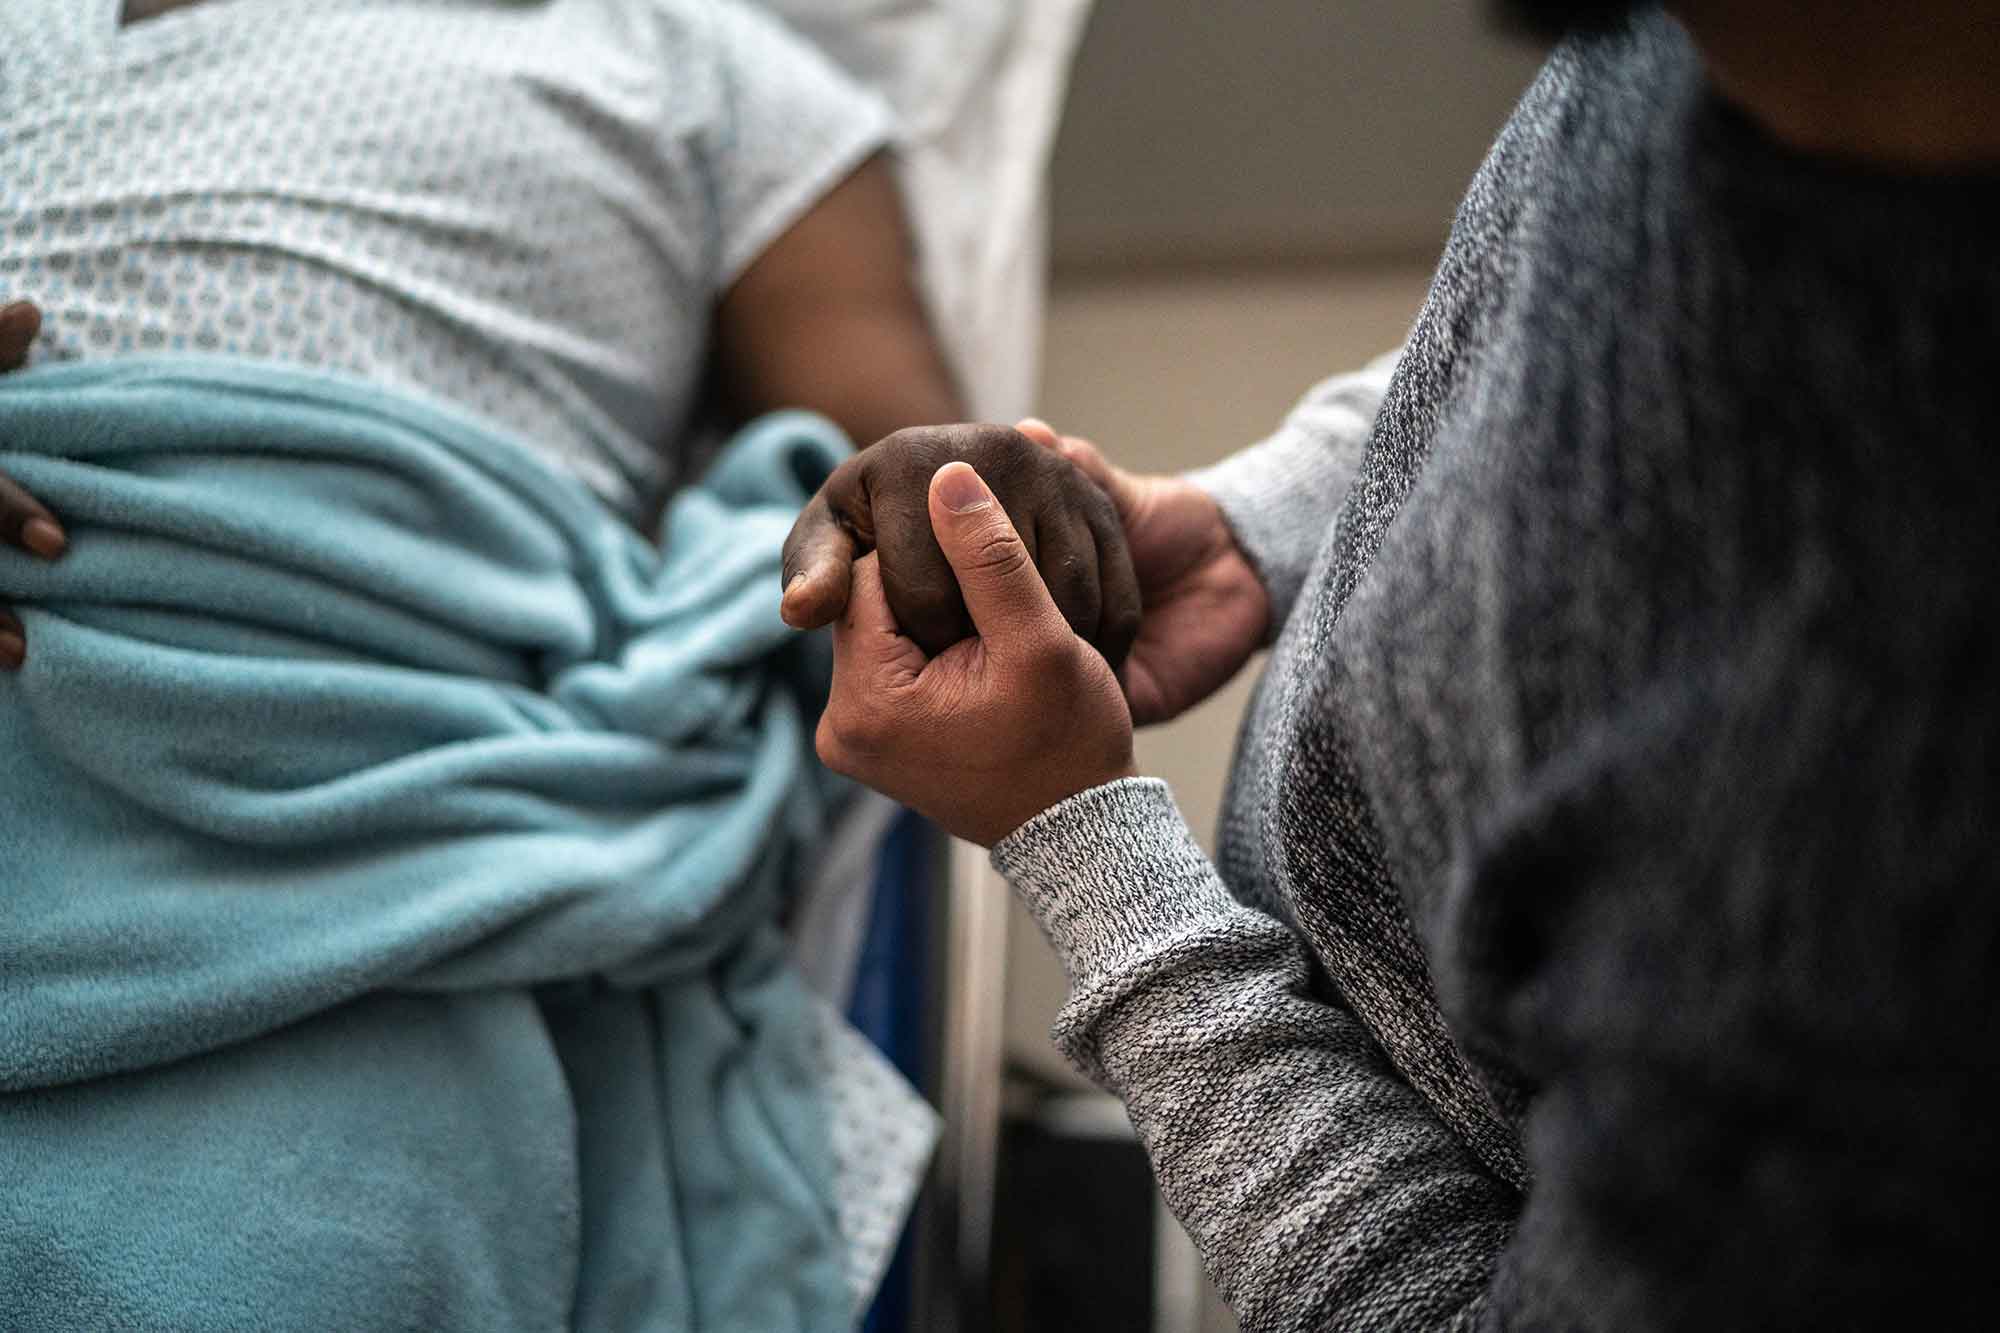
[814,715,848,773]
[816,459,872,531]
[822,702,885,759]
[960,421,1021,458]
[1051,558,1099,627]
[873,427,950,473]
[1051,453,1114,519]
[1020,629,1074,676]
[966,527,1032,580]
[1083,476,1123,527]
[960,425,1040,486]
[879,425,937,452]
[812,457,855,499]
[779,538,808,584]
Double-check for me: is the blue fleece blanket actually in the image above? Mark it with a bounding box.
[0,359,853,1331]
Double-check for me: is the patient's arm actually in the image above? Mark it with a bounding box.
[1,301,68,669]
[786,422,1141,668]
[717,155,1140,668]
[712,153,963,447]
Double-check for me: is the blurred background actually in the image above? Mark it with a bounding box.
[984,3,1541,1328]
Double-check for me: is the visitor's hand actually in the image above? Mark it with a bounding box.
[0,301,68,670]
[781,423,1141,669]
[1016,420,1268,726]
[817,462,1136,847]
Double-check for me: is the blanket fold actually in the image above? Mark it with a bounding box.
[0,359,854,1332]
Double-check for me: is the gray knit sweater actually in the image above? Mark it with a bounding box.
[993,11,2000,1329]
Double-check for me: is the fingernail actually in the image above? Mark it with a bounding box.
[1018,417,1053,435]
[0,632,23,668]
[21,518,66,559]
[936,462,991,513]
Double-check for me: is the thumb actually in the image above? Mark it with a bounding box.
[927,462,1064,650]
[780,479,862,630]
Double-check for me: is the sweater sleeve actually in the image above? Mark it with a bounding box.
[993,778,1518,1331]
[999,646,2000,1331]
[1186,350,1400,630]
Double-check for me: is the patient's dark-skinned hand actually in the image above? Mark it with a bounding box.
[781,423,1141,669]
[0,300,69,670]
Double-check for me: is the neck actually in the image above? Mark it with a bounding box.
[1673,1,2000,172]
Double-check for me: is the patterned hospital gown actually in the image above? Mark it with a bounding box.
[0,0,932,1310]
[0,0,891,518]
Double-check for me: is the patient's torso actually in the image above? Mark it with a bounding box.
[0,0,887,520]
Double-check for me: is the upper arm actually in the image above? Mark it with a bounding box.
[693,2,962,445]
[713,153,963,447]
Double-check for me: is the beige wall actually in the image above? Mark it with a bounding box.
[1049,0,1541,269]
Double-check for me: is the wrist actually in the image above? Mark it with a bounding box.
[982,745,1137,849]
[993,777,1236,985]
[1184,445,1321,636]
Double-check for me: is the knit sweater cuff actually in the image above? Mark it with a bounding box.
[1187,430,1341,631]
[1185,351,1397,630]
[991,777,1241,986]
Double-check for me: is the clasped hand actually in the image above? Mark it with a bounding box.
[786,420,1272,846]
[816,461,1138,847]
